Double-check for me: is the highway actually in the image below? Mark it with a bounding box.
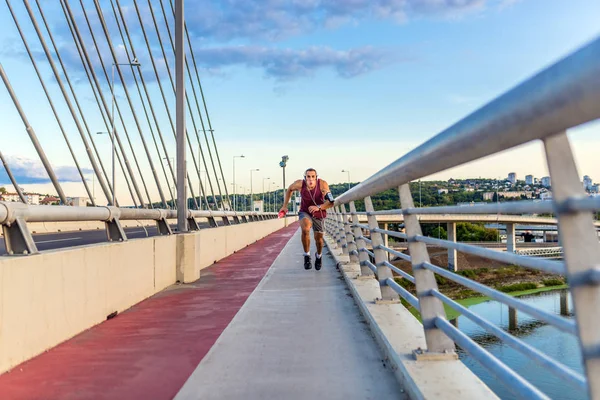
[0,222,214,255]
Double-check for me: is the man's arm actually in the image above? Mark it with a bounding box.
[309,180,334,213]
[319,180,335,210]
[280,180,302,212]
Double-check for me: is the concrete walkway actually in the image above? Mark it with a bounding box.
[176,229,406,400]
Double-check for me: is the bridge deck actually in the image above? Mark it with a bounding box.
[176,228,405,400]
[0,223,298,400]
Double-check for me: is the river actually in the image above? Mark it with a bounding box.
[454,289,586,399]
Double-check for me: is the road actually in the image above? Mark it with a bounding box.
[0,222,213,255]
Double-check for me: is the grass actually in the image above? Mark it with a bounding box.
[496,282,538,293]
[542,278,565,287]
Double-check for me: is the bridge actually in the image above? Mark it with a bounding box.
[1,1,600,399]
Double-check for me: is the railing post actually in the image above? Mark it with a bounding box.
[506,223,516,253]
[544,131,600,398]
[364,196,397,302]
[350,201,374,277]
[399,184,456,358]
[334,206,348,252]
[447,222,458,271]
[341,204,359,263]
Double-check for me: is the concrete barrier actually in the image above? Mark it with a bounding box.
[0,216,297,374]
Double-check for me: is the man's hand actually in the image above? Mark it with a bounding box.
[279,206,288,214]
[308,205,320,214]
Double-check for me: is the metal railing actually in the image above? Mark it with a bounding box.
[0,201,277,255]
[327,35,600,399]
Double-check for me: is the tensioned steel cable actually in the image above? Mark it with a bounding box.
[56,1,138,207]
[0,63,67,204]
[107,0,176,208]
[59,0,143,207]
[0,150,27,203]
[166,0,232,210]
[111,0,201,210]
[34,0,118,206]
[4,0,95,205]
[89,0,168,209]
[142,0,218,208]
[67,0,154,208]
[156,0,226,209]
[20,0,113,205]
[128,0,210,209]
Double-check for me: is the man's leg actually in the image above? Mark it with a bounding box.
[313,219,325,270]
[300,214,313,269]
[300,217,312,253]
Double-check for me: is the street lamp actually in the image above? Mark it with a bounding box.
[341,169,351,190]
[106,58,141,207]
[270,182,277,212]
[250,168,259,212]
[262,177,270,212]
[233,155,244,211]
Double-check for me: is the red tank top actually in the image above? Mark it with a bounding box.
[300,179,326,219]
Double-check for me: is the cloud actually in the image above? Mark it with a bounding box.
[184,0,492,41]
[0,155,92,185]
[191,45,403,80]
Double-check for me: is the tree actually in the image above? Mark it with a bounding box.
[0,187,6,194]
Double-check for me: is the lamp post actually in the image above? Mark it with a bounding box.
[250,168,259,212]
[341,169,351,191]
[271,182,277,212]
[108,58,141,207]
[233,155,244,211]
[262,177,270,212]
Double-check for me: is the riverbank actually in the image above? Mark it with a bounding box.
[390,246,568,319]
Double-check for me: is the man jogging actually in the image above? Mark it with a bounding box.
[279,168,335,270]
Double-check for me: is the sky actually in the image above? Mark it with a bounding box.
[0,0,599,206]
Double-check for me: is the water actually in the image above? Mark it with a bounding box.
[454,289,587,399]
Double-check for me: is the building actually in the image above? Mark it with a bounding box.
[540,192,553,201]
[508,172,517,184]
[525,175,533,185]
[1,192,21,202]
[41,196,60,205]
[583,175,593,190]
[483,192,495,201]
[499,191,533,199]
[541,176,551,187]
[437,188,448,194]
[67,197,89,207]
[253,200,264,213]
[24,193,40,205]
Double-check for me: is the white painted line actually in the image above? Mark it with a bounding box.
[36,237,82,244]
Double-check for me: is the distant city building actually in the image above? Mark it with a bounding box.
[500,191,533,199]
[67,197,89,207]
[438,188,448,194]
[541,176,551,187]
[483,192,495,201]
[41,196,60,205]
[253,200,264,213]
[540,192,553,201]
[583,175,593,190]
[525,175,533,185]
[591,184,600,194]
[24,193,40,205]
[508,172,517,184]
[534,177,539,184]
[1,192,21,202]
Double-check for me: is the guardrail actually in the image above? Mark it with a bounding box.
[328,35,600,399]
[0,201,277,255]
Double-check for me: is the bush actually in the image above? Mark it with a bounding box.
[542,278,564,287]
[496,282,538,293]
[458,270,477,279]
[435,274,447,285]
